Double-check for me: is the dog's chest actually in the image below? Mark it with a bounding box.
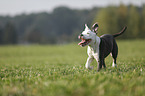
[87,43,100,61]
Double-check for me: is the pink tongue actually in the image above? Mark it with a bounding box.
[78,43,81,45]
[78,40,85,45]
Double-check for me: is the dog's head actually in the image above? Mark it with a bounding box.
[78,24,97,47]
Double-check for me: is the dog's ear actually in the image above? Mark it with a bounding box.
[85,24,91,31]
[92,22,99,33]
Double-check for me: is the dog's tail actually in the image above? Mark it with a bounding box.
[113,26,127,38]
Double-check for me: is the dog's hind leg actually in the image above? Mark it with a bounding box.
[111,41,118,67]
[111,52,117,67]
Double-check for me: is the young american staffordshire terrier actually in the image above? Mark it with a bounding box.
[78,24,127,71]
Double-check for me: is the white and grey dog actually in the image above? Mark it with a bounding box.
[78,24,127,71]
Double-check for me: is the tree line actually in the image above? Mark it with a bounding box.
[93,4,145,39]
[0,4,144,45]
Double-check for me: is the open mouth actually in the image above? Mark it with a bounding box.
[78,38,92,47]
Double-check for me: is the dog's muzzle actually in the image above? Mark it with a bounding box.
[78,34,92,47]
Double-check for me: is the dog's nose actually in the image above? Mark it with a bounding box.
[80,34,83,36]
[78,34,83,39]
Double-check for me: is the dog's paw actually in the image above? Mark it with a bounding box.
[88,66,94,70]
[112,62,117,67]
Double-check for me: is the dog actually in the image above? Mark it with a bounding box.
[78,24,127,71]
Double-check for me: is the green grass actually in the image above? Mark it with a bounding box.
[0,40,145,96]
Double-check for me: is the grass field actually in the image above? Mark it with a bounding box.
[0,40,145,96]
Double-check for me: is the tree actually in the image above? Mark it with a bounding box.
[25,28,43,44]
[0,27,3,44]
[141,5,145,38]
[3,22,17,44]
[118,4,128,26]
[117,4,128,38]
[93,6,119,36]
[127,5,140,38]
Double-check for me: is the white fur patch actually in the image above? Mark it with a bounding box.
[87,36,100,61]
[112,62,117,67]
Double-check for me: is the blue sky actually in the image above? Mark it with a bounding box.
[0,0,144,16]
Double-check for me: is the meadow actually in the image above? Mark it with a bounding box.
[0,40,145,96]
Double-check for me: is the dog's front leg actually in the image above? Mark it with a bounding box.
[85,57,94,70]
[93,54,103,71]
[94,57,103,71]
